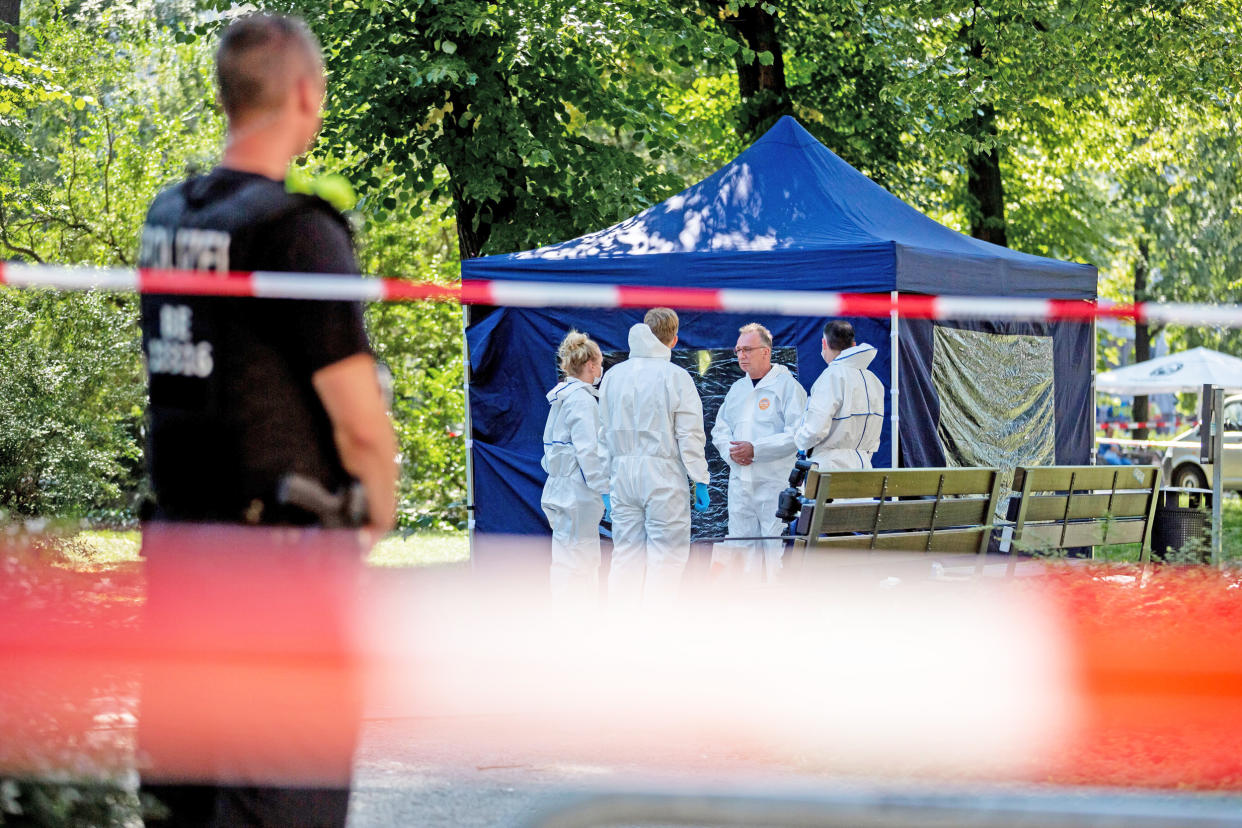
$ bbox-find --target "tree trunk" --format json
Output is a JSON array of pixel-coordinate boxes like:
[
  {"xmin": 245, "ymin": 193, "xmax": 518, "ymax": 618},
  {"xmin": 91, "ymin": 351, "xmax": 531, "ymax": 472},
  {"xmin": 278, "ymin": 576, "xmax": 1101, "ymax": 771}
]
[
  {"xmin": 713, "ymin": 1, "xmax": 792, "ymax": 140},
  {"xmin": 966, "ymin": 103, "xmax": 1008, "ymax": 247},
  {"xmin": 0, "ymin": 0, "xmax": 17, "ymax": 53},
  {"xmin": 444, "ymin": 67, "xmax": 517, "ymax": 260},
  {"xmin": 452, "ymin": 193, "xmax": 486, "ymax": 261},
  {"xmin": 964, "ymin": 17, "xmax": 1007, "ymax": 248},
  {"xmin": 1132, "ymin": 239, "xmax": 1152, "ymax": 442}
]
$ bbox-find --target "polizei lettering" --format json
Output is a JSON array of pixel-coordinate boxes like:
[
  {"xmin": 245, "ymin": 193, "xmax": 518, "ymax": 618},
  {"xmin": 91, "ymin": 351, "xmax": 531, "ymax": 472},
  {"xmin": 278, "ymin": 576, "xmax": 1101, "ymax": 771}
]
[{"xmin": 139, "ymin": 225, "xmax": 230, "ymax": 273}]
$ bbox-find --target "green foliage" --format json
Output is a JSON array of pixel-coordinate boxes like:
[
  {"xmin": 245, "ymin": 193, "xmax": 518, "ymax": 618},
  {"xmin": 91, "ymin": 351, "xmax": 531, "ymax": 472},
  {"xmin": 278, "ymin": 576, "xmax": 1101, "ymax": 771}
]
[
  {"xmin": 356, "ymin": 202, "xmax": 467, "ymax": 530},
  {"xmin": 271, "ymin": 0, "xmax": 723, "ymax": 257},
  {"xmin": 0, "ymin": 45, "xmax": 89, "ymax": 145},
  {"xmin": 0, "ymin": 291, "xmax": 143, "ymax": 518},
  {"xmin": 870, "ymin": 1, "xmax": 1242, "ymax": 250},
  {"xmin": 0, "ymin": 779, "xmax": 141, "ymax": 827},
  {"xmin": 0, "ymin": 0, "xmax": 221, "ymax": 521},
  {"xmin": 763, "ymin": 1, "xmax": 907, "ymax": 182},
  {"xmin": 0, "ymin": 0, "xmax": 222, "ymax": 266},
  {"xmin": 1125, "ymin": 114, "xmax": 1242, "ymax": 355}
]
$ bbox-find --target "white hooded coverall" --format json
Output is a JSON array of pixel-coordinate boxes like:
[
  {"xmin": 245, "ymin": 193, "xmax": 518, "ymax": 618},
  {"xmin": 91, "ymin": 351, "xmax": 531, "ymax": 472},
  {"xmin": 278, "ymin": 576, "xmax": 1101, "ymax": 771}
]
[
  {"xmin": 600, "ymin": 323, "xmax": 709, "ymax": 602},
  {"xmin": 794, "ymin": 343, "xmax": 885, "ymax": 469},
  {"xmin": 711, "ymin": 363, "xmax": 807, "ymax": 583},
  {"xmin": 541, "ymin": 377, "xmax": 609, "ymax": 599}
]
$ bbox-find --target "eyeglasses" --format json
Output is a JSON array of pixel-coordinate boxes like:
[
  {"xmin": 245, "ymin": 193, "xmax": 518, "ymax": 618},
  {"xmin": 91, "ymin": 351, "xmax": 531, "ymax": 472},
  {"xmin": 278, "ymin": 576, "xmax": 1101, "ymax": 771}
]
[{"xmin": 733, "ymin": 345, "xmax": 770, "ymax": 355}]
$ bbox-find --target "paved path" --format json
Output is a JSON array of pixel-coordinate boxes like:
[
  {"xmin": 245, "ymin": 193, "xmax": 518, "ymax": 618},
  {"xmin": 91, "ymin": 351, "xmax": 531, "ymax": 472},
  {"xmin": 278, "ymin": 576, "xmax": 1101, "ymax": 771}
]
[{"xmin": 345, "ymin": 715, "xmax": 818, "ymax": 827}]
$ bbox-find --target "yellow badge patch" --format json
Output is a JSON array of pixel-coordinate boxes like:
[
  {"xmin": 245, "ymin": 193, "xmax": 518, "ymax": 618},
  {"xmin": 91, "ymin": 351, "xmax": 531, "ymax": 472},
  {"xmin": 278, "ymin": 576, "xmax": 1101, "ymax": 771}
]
[{"xmin": 758, "ymin": 397, "xmax": 771, "ymax": 411}]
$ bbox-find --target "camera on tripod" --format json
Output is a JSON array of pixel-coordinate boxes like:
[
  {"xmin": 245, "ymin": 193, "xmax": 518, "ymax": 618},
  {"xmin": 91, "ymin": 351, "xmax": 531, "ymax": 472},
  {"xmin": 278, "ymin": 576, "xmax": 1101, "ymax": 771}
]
[{"xmin": 775, "ymin": 453, "xmax": 816, "ymax": 527}]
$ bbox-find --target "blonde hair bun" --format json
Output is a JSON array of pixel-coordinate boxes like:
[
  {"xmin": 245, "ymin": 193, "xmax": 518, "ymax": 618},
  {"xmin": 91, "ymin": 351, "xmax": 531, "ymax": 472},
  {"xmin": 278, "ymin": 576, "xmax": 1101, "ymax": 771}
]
[{"xmin": 557, "ymin": 330, "xmax": 601, "ymax": 377}]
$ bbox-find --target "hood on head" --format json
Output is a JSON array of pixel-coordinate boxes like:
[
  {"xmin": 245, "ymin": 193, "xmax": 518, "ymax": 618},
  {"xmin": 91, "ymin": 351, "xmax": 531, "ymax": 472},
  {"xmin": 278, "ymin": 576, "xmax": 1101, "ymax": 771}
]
[
  {"xmin": 834, "ymin": 343, "xmax": 877, "ymax": 369},
  {"xmin": 628, "ymin": 323, "xmax": 671, "ymax": 360}
]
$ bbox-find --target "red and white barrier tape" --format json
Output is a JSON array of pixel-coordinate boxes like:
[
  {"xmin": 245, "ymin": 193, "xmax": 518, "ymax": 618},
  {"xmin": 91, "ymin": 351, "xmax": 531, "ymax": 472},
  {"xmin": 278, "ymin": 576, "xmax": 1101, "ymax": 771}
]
[
  {"xmin": 1098, "ymin": 418, "xmax": 1192, "ymax": 432},
  {"xmin": 1097, "ymin": 436, "xmax": 1196, "ymax": 449},
  {"xmin": 5, "ymin": 260, "xmax": 1242, "ymax": 325},
  {"xmin": 1095, "ymin": 435, "xmax": 1242, "ymax": 450}
]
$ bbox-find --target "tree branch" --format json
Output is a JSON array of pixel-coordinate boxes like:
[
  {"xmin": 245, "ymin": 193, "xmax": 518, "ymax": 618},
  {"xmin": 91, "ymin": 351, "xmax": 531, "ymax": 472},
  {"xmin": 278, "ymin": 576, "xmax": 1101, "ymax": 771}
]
[{"xmin": 0, "ymin": 202, "xmax": 45, "ymax": 263}]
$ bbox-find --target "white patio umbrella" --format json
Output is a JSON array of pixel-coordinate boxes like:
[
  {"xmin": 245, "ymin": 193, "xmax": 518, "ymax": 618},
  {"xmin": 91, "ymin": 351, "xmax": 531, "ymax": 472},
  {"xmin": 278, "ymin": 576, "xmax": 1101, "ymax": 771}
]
[{"xmin": 1096, "ymin": 346, "xmax": 1242, "ymax": 395}]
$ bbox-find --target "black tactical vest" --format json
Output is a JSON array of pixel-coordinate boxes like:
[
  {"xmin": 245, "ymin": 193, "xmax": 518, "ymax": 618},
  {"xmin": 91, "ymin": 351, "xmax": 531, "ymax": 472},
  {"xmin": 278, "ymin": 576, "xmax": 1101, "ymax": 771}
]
[{"xmin": 138, "ymin": 169, "xmax": 356, "ymax": 524}]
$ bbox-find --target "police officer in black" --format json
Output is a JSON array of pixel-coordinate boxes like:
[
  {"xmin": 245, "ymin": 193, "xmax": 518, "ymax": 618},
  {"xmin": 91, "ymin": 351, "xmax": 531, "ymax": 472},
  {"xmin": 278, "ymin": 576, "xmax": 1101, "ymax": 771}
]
[{"xmin": 136, "ymin": 14, "xmax": 397, "ymax": 827}]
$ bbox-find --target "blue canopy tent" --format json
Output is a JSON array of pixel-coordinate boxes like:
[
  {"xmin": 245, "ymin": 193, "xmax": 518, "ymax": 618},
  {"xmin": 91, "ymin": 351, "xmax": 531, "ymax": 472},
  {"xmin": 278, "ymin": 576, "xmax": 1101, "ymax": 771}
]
[{"xmin": 462, "ymin": 116, "xmax": 1097, "ymax": 546}]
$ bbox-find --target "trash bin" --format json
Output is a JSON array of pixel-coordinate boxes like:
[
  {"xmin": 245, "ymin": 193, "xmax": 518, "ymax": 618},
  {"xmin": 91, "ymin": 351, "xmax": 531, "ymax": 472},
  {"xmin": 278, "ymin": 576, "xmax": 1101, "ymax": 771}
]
[{"xmin": 1150, "ymin": 487, "xmax": 1211, "ymax": 562}]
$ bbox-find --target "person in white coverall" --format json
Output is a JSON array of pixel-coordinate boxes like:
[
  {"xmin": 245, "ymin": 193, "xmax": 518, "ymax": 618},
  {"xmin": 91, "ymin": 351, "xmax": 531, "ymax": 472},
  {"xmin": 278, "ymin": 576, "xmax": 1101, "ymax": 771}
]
[
  {"xmin": 541, "ymin": 331, "xmax": 609, "ymax": 601},
  {"xmin": 794, "ymin": 320, "xmax": 885, "ymax": 468},
  {"xmin": 711, "ymin": 323, "xmax": 807, "ymax": 584},
  {"xmin": 600, "ymin": 307, "xmax": 710, "ymax": 603}
]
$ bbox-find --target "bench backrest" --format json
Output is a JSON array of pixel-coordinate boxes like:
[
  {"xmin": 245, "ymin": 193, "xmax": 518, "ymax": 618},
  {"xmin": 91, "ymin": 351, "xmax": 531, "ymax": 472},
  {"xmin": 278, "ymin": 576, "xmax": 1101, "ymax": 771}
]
[
  {"xmin": 1007, "ymin": 465, "xmax": 1162, "ymax": 556},
  {"xmin": 793, "ymin": 466, "xmax": 1003, "ymax": 555}
]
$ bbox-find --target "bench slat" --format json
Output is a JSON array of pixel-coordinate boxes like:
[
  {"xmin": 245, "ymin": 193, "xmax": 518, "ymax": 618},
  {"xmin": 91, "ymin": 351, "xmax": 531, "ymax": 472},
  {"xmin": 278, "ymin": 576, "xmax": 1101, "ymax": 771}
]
[
  {"xmin": 815, "ymin": 467, "xmax": 999, "ymax": 499},
  {"xmin": 1013, "ymin": 491, "xmax": 1154, "ymax": 522},
  {"xmin": 1013, "ymin": 465, "xmax": 1160, "ymax": 492},
  {"xmin": 810, "ymin": 528, "xmax": 991, "ymax": 553},
  {"xmin": 1016, "ymin": 519, "xmax": 1148, "ymax": 549},
  {"xmin": 813, "ymin": 498, "xmax": 994, "ymax": 533}
]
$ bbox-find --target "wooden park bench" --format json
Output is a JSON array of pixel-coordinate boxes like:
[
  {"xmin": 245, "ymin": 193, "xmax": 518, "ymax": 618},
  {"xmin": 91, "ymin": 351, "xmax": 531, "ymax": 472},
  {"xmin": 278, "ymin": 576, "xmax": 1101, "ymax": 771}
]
[
  {"xmin": 785, "ymin": 463, "xmax": 1164, "ymax": 576},
  {"xmin": 788, "ymin": 467, "xmax": 1004, "ymax": 569},
  {"xmin": 1001, "ymin": 464, "xmax": 1163, "ymax": 567}
]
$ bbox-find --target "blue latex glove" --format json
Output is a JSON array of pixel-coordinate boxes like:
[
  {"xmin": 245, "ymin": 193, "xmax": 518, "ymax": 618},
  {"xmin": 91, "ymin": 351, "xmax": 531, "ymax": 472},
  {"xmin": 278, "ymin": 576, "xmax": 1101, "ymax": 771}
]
[
  {"xmin": 601, "ymin": 493, "xmax": 611, "ymax": 522},
  {"xmin": 694, "ymin": 482, "xmax": 710, "ymax": 513}
]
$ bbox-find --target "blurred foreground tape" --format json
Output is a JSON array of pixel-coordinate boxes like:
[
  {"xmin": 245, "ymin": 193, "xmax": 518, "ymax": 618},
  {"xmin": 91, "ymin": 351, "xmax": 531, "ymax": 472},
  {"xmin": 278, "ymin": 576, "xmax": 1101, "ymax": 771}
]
[
  {"xmin": 0, "ymin": 524, "xmax": 365, "ymax": 788},
  {"xmin": 1048, "ymin": 569, "xmax": 1242, "ymax": 787},
  {"xmin": 3, "ymin": 530, "xmax": 1242, "ymax": 788}
]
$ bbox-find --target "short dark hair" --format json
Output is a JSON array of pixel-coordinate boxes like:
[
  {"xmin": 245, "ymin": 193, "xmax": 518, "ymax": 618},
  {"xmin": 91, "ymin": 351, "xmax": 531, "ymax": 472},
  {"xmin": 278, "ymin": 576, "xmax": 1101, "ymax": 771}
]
[
  {"xmin": 823, "ymin": 320, "xmax": 855, "ymax": 351},
  {"xmin": 216, "ymin": 14, "xmax": 322, "ymax": 120}
]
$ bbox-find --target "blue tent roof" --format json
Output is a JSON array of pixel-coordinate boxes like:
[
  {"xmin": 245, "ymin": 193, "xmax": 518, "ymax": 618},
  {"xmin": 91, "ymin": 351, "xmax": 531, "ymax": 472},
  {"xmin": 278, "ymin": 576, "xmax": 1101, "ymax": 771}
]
[{"xmin": 462, "ymin": 116, "xmax": 1096, "ymax": 300}]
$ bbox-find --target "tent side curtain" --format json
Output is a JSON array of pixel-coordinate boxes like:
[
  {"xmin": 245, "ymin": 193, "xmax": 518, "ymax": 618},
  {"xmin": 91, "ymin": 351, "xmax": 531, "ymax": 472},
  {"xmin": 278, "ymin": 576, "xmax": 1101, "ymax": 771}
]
[{"xmin": 898, "ymin": 319, "xmax": 1093, "ymax": 469}]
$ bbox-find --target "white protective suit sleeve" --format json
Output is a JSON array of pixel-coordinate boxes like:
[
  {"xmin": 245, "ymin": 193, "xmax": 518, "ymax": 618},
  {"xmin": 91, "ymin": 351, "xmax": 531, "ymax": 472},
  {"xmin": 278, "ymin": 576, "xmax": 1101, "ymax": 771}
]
[
  {"xmin": 710, "ymin": 389, "xmax": 737, "ymax": 471},
  {"xmin": 794, "ymin": 371, "xmax": 843, "ymax": 452},
  {"xmin": 672, "ymin": 371, "xmax": 710, "ymax": 485},
  {"xmin": 565, "ymin": 391, "xmax": 609, "ymax": 494},
  {"xmin": 597, "ymin": 373, "xmax": 614, "ymax": 482},
  {"xmin": 751, "ymin": 378, "xmax": 806, "ymax": 463}
]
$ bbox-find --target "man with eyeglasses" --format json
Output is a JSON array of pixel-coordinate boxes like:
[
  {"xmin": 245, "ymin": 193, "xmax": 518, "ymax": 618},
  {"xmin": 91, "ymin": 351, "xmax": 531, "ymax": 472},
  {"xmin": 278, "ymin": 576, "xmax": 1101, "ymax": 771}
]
[{"xmin": 710, "ymin": 323, "xmax": 807, "ymax": 583}]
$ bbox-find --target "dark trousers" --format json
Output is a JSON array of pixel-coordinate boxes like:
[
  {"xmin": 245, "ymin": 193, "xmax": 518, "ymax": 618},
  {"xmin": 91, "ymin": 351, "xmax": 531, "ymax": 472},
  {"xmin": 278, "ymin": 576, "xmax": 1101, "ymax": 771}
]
[
  {"xmin": 137, "ymin": 523, "xmax": 364, "ymax": 828},
  {"xmin": 142, "ymin": 783, "xmax": 351, "ymax": 828}
]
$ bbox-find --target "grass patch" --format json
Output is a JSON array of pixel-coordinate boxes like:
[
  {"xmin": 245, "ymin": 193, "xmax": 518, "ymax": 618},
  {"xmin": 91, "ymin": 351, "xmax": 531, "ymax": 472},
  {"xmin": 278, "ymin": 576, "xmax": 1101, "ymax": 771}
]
[
  {"xmin": 367, "ymin": 531, "xmax": 468, "ymax": 567},
  {"xmin": 66, "ymin": 529, "xmax": 468, "ymax": 568},
  {"xmin": 70, "ymin": 530, "xmax": 142, "ymax": 569},
  {"xmin": 1222, "ymin": 496, "xmax": 1242, "ymax": 562},
  {"xmin": 1091, "ymin": 495, "xmax": 1242, "ymax": 564},
  {"xmin": 53, "ymin": 499, "xmax": 1242, "ymax": 569}
]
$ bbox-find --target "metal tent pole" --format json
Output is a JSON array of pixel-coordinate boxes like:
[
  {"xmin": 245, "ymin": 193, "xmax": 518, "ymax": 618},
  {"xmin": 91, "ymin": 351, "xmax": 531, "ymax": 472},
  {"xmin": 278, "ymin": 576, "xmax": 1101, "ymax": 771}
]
[
  {"xmin": 1212, "ymin": 386, "xmax": 1224, "ymax": 567},
  {"xmin": 461, "ymin": 306, "xmax": 476, "ymax": 565},
  {"xmin": 890, "ymin": 290, "xmax": 900, "ymax": 469},
  {"xmin": 1091, "ymin": 319, "xmax": 1098, "ymax": 464}
]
